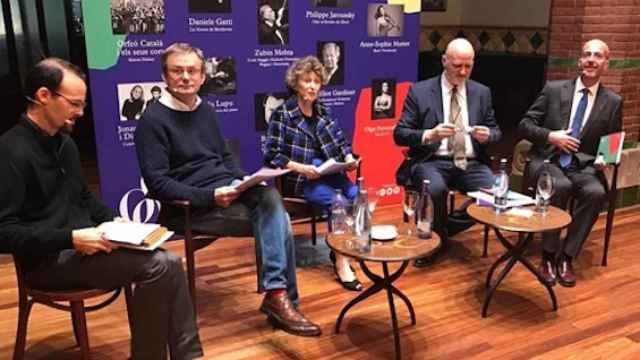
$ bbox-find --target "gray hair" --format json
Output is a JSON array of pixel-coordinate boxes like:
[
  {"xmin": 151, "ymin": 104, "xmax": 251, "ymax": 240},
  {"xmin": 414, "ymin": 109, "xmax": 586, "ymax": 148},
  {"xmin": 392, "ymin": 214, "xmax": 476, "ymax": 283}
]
[
  {"xmin": 285, "ymin": 56, "xmax": 327, "ymax": 89},
  {"xmin": 161, "ymin": 42, "xmax": 205, "ymax": 75}
]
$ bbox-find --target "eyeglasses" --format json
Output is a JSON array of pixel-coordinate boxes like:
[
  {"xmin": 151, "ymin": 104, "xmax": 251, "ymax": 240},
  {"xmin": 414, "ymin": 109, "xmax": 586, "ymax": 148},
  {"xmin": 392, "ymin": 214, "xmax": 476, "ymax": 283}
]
[
  {"xmin": 53, "ymin": 91, "xmax": 87, "ymax": 109},
  {"xmin": 167, "ymin": 67, "xmax": 202, "ymax": 77}
]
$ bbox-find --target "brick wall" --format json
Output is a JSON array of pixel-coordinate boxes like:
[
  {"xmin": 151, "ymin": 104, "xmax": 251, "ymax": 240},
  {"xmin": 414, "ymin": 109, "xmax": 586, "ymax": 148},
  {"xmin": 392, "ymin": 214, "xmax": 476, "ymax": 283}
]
[{"xmin": 547, "ymin": 0, "xmax": 640, "ymax": 141}]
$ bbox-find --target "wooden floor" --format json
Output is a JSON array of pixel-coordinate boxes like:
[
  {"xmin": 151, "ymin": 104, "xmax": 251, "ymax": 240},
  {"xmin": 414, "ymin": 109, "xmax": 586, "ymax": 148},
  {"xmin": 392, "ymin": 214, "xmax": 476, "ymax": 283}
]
[{"xmin": 2, "ymin": 203, "xmax": 640, "ymax": 359}]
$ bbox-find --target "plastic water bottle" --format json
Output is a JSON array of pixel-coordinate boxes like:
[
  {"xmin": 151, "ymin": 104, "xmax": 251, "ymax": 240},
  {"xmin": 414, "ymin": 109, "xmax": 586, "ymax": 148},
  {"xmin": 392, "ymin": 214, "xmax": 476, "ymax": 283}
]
[
  {"xmin": 493, "ymin": 158, "xmax": 509, "ymax": 212},
  {"xmin": 416, "ymin": 180, "xmax": 433, "ymax": 240},
  {"xmin": 353, "ymin": 188, "xmax": 371, "ymax": 252},
  {"xmin": 330, "ymin": 189, "xmax": 348, "ymax": 235}
]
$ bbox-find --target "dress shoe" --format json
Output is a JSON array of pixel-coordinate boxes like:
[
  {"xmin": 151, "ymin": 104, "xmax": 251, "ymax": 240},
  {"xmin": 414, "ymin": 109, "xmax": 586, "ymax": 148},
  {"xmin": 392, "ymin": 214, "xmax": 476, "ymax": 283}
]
[
  {"xmin": 329, "ymin": 251, "xmax": 363, "ymax": 291},
  {"xmin": 260, "ymin": 291, "xmax": 322, "ymax": 337},
  {"xmin": 538, "ymin": 258, "xmax": 556, "ymax": 286},
  {"xmin": 413, "ymin": 242, "xmax": 446, "ymax": 268},
  {"xmin": 556, "ymin": 257, "xmax": 576, "ymax": 287}
]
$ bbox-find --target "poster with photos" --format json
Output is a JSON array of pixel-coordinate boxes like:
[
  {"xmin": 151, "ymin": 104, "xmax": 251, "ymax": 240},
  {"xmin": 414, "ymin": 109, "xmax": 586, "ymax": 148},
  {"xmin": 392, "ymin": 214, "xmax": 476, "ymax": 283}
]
[{"xmin": 83, "ymin": 0, "xmax": 419, "ymax": 214}]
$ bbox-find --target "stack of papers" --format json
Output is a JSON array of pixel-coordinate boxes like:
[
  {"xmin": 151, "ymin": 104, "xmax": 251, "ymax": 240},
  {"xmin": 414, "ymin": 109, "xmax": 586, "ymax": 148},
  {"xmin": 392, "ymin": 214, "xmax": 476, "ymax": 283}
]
[
  {"xmin": 233, "ymin": 167, "xmax": 291, "ymax": 192},
  {"xmin": 467, "ymin": 190, "xmax": 535, "ymax": 208},
  {"xmin": 99, "ymin": 221, "xmax": 173, "ymax": 251}
]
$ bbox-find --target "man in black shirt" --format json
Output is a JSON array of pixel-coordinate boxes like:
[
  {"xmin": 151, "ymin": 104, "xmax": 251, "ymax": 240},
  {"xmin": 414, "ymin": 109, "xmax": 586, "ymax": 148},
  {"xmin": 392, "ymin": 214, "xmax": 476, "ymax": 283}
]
[{"xmin": 0, "ymin": 58, "xmax": 203, "ymax": 359}]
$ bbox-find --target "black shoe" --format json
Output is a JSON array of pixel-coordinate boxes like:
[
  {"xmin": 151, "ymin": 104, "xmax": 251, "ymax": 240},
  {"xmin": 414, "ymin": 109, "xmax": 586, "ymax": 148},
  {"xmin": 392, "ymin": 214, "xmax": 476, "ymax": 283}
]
[
  {"xmin": 329, "ymin": 251, "xmax": 363, "ymax": 291},
  {"xmin": 413, "ymin": 243, "xmax": 446, "ymax": 268}
]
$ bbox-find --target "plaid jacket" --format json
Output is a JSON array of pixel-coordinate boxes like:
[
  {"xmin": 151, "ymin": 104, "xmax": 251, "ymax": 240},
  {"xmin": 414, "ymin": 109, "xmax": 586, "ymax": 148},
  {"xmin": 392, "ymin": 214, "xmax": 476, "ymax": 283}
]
[{"xmin": 264, "ymin": 96, "xmax": 352, "ymax": 196}]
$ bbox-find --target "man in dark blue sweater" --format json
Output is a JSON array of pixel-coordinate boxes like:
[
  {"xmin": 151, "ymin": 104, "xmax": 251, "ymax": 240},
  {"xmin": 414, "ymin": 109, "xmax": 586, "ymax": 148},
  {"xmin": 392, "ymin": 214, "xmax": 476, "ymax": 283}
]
[
  {"xmin": 134, "ymin": 43, "xmax": 321, "ymax": 337},
  {"xmin": 0, "ymin": 58, "xmax": 203, "ymax": 359}
]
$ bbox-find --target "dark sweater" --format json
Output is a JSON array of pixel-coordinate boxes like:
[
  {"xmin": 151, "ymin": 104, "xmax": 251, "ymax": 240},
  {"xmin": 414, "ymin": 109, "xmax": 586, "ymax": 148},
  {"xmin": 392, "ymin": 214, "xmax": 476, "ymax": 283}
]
[
  {"xmin": 0, "ymin": 115, "xmax": 114, "ymax": 270},
  {"xmin": 135, "ymin": 101, "xmax": 245, "ymax": 208}
]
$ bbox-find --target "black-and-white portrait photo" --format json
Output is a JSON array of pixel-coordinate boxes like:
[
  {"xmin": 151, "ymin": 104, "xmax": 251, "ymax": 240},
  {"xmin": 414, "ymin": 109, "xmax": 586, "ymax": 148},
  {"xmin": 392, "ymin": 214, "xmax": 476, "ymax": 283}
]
[
  {"xmin": 257, "ymin": 0, "xmax": 289, "ymax": 45},
  {"xmin": 254, "ymin": 92, "xmax": 287, "ymax": 131},
  {"xmin": 311, "ymin": 0, "xmax": 352, "ymax": 7},
  {"xmin": 110, "ymin": 0, "xmax": 165, "ymax": 35},
  {"xmin": 422, "ymin": 0, "xmax": 447, "ymax": 12},
  {"xmin": 202, "ymin": 56, "xmax": 237, "ymax": 95},
  {"xmin": 367, "ymin": 4, "xmax": 403, "ymax": 37},
  {"xmin": 371, "ymin": 78, "xmax": 396, "ymax": 120},
  {"xmin": 117, "ymin": 82, "xmax": 165, "ymax": 121},
  {"xmin": 317, "ymin": 41, "xmax": 344, "ymax": 86},
  {"xmin": 188, "ymin": 0, "xmax": 232, "ymax": 13}
]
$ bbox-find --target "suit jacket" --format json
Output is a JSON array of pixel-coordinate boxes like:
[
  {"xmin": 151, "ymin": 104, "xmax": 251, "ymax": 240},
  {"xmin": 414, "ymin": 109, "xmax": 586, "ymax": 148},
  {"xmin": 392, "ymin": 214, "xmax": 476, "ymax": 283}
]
[
  {"xmin": 325, "ymin": 66, "xmax": 344, "ymax": 86},
  {"xmin": 258, "ymin": 22, "xmax": 287, "ymax": 45},
  {"xmin": 264, "ymin": 96, "xmax": 352, "ymax": 196},
  {"xmin": 518, "ymin": 78, "xmax": 622, "ymax": 167},
  {"xmin": 393, "ymin": 75, "xmax": 502, "ymax": 185}
]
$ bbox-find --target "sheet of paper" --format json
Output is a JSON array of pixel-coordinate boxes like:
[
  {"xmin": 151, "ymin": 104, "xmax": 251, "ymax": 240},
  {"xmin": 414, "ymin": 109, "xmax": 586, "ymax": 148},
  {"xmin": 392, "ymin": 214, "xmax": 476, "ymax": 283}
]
[
  {"xmin": 233, "ymin": 167, "xmax": 291, "ymax": 192},
  {"xmin": 467, "ymin": 190, "xmax": 535, "ymax": 208},
  {"xmin": 314, "ymin": 158, "xmax": 356, "ymax": 176}
]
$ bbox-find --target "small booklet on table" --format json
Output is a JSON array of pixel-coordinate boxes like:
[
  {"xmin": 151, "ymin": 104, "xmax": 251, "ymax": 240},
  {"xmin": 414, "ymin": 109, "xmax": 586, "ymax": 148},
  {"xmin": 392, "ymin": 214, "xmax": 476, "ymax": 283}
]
[
  {"xmin": 99, "ymin": 221, "xmax": 173, "ymax": 251},
  {"xmin": 467, "ymin": 189, "xmax": 535, "ymax": 208}
]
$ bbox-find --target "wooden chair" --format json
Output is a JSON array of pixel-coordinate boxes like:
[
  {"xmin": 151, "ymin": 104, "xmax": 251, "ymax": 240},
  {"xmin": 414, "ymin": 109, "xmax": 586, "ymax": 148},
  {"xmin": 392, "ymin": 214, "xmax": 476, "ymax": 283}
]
[
  {"xmin": 520, "ymin": 154, "xmax": 620, "ymax": 266},
  {"xmin": 12, "ymin": 255, "xmax": 133, "ymax": 360},
  {"xmin": 153, "ymin": 198, "xmax": 220, "ymax": 313}
]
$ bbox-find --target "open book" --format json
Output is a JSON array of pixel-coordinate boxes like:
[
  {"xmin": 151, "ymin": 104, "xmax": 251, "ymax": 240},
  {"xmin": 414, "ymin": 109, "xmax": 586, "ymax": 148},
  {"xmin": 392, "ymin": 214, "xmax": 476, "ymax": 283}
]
[
  {"xmin": 597, "ymin": 131, "xmax": 625, "ymax": 164},
  {"xmin": 99, "ymin": 221, "xmax": 173, "ymax": 251},
  {"xmin": 314, "ymin": 158, "xmax": 357, "ymax": 176},
  {"xmin": 233, "ymin": 167, "xmax": 291, "ymax": 192}
]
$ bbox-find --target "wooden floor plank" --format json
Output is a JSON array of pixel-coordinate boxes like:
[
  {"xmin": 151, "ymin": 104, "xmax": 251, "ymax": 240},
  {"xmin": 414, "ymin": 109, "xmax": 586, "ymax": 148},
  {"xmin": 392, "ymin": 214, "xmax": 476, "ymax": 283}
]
[{"xmin": 1, "ymin": 204, "xmax": 639, "ymax": 359}]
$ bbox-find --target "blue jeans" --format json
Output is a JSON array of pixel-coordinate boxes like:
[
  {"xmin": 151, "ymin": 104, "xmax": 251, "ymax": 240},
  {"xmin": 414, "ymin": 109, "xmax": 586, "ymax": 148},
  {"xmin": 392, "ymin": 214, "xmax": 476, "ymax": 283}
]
[
  {"xmin": 172, "ymin": 186, "xmax": 299, "ymax": 305},
  {"xmin": 303, "ymin": 159, "xmax": 358, "ymax": 210}
]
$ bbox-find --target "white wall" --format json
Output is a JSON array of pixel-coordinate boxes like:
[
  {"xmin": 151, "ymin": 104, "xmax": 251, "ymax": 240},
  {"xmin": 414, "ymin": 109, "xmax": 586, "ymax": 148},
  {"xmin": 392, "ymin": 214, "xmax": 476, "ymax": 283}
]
[{"xmin": 421, "ymin": 0, "xmax": 551, "ymax": 27}]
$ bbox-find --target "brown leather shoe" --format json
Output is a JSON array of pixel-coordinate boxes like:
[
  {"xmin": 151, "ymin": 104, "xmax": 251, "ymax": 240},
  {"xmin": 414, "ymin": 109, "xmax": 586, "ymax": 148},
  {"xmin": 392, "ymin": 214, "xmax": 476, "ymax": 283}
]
[
  {"xmin": 538, "ymin": 258, "xmax": 556, "ymax": 286},
  {"xmin": 557, "ymin": 257, "xmax": 576, "ymax": 287},
  {"xmin": 260, "ymin": 292, "xmax": 322, "ymax": 337}
]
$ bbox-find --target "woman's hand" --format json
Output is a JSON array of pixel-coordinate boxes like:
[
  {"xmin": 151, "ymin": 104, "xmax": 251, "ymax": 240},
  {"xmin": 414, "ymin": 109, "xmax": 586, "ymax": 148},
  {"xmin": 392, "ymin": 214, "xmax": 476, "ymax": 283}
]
[
  {"xmin": 345, "ymin": 154, "xmax": 359, "ymax": 172},
  {"xmin": 287, "ymin": 161, "xmax": 321, "ymax": 179}
]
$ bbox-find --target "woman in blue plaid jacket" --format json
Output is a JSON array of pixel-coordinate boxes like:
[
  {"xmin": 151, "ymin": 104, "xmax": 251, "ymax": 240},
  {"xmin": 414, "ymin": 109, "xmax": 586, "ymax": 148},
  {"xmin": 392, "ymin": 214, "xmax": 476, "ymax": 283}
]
[{"xmin": 264, "ymin": 56, "xmax": 362, "ymax": 291}]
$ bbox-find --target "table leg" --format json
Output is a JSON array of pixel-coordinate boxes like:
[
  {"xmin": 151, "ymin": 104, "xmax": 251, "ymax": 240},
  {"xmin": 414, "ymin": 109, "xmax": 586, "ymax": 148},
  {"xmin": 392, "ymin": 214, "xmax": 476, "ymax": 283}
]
[
  {"xmin": 483, "ymin": 230, "xmax": 558, "ymax": 317},
  {"xmin": 383, "ymin": 262, "xmax": 401, "ymax": 360}
]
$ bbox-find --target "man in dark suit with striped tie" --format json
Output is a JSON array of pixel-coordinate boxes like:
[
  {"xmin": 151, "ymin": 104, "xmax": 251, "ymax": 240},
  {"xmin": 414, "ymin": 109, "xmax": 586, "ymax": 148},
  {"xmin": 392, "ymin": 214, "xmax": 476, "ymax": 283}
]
[
  {"xmin": 519, "ymin": 39, "xmax": 622, "ymax": 287},
  {"xmin": 394, "ymin": 38, "xmax": 502, "ymax": 267}
]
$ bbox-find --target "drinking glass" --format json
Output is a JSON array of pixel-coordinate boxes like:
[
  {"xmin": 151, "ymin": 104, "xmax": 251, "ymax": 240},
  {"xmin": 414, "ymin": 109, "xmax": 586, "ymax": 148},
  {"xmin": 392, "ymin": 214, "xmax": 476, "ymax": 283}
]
[
  {"xmin": 403, "ymin": 190, "xmax": 418, "ymax": 235},
  {"xmin": 536, "ymin": 171, "xmax": 555, "ymax": 213}
]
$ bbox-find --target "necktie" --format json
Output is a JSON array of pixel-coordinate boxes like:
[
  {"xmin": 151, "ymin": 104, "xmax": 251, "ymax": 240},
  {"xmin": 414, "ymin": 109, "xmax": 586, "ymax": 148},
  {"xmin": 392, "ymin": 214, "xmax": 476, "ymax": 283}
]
[
  {"xmin": 559, "ymin": 88, "xmax": 589, "ymax": 168},
  {"xmin": 449, "ymin": 86, "xmax": 467, "ymax": 170}
]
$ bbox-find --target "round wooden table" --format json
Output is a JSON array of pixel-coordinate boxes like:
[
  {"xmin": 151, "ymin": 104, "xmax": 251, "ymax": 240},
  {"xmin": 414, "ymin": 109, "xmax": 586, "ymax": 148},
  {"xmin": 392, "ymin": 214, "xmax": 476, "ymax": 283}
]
[
  {"xmin": 467, "ymin": 204, "xmax": 572, "ymax": 317},
  {"xmin": 326, "ymin": 228, "xmax": 441, "ymax": 360}
]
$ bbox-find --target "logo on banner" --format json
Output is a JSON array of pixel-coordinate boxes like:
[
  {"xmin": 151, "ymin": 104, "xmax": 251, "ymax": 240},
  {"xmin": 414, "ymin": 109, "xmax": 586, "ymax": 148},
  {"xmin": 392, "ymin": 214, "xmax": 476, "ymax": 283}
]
[{"xmin": 118, "ymin": 178, "xmax": 160, "ymax": 223}]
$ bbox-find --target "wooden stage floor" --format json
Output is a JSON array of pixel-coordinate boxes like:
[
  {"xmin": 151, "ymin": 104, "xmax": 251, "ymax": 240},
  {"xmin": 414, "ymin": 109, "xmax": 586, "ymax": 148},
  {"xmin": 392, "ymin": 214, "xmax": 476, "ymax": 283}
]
[{"xmin": 1, "ymin": 204, "xmax": 640, "ymax": 359}]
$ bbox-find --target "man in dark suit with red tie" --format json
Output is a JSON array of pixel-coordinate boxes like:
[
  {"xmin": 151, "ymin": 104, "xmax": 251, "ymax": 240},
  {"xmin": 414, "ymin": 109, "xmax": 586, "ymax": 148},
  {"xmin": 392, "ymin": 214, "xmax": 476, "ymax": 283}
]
[
  {"xmin": 519, "ymin": 39, "xmax": 622, "ymax": 287},
  {"xmin": 394, "ymin": 38, "xmax": 502, "ymax": 267}
]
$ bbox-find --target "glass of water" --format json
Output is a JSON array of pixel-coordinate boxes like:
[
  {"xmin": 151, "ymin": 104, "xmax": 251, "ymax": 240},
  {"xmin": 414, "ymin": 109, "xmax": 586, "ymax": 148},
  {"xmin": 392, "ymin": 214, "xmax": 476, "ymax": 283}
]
[{"xmin": 536, "ymin": 171, "xmax": 555, "ymax": 213}]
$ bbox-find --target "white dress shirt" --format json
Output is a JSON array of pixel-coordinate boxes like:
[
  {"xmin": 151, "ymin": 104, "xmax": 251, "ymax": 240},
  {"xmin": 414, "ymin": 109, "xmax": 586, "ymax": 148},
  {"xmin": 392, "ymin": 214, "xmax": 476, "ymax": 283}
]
[
  {"xmin": 568, "ymin": 77, "xmax": 599, "ymax": 133},
  {"xmin": 432, "ymin": 76, "xmax": 475, "ymax": 158}
]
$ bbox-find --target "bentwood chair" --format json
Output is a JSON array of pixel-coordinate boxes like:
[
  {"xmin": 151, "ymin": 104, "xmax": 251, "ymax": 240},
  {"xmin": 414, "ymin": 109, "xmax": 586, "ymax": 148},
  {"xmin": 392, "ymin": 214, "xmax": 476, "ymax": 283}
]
[{"xmin": 12, "ymin": 255, "xmax": 133, "ymax": 360}]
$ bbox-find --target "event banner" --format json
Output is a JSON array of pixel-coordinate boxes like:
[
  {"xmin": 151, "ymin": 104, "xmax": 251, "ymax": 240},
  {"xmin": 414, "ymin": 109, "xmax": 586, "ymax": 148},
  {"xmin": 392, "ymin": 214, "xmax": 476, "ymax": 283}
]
[{"xmin": 82, "ymin": 0, "xmax": 419, "ymax": 221}]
